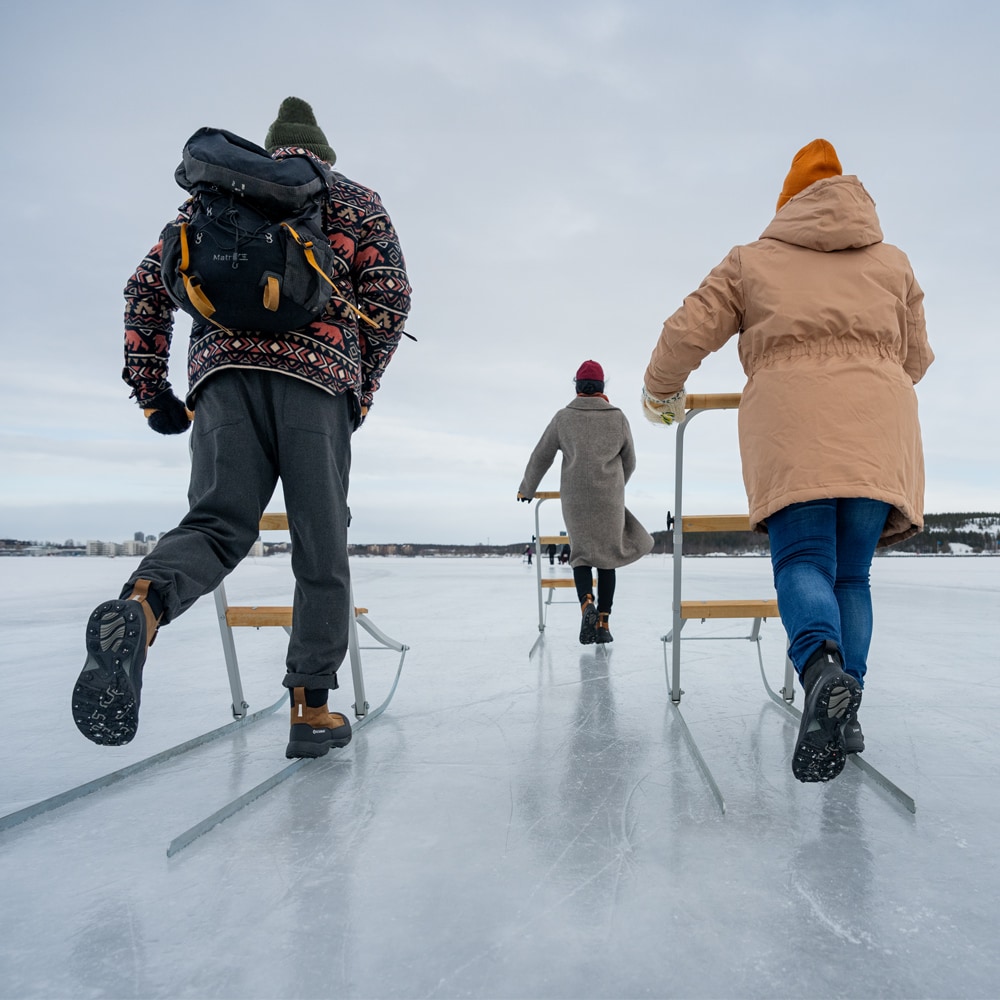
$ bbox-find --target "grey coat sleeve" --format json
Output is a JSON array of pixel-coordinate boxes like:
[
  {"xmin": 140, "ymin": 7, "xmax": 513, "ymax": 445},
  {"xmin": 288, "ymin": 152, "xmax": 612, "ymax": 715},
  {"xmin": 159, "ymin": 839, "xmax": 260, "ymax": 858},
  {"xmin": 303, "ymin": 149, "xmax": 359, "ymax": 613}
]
[
  {"xmin": 620, "ymin": 414, "xmax": 637, "ymax": 484},
  {"xmin": 518, "ymin": 416, "xmax": 561, "ymax": 497}
]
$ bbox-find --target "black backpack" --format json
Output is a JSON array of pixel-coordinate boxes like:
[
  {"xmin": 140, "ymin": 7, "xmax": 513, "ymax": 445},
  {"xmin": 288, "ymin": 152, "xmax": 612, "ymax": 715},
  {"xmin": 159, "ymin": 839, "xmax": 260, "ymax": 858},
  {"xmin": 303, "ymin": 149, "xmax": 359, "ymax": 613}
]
[{"xmin": 160, "ymin": 128, "xmax": 339, "ymax": 333}]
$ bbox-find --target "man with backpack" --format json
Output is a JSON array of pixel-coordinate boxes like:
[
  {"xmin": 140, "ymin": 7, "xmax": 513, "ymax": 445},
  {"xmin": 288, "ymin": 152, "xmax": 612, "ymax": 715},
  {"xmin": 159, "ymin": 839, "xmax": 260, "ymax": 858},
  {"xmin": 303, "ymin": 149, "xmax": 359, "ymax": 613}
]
[{"xmin": 71, "ymin": 96, "xmax": 411, "ymax": 759}]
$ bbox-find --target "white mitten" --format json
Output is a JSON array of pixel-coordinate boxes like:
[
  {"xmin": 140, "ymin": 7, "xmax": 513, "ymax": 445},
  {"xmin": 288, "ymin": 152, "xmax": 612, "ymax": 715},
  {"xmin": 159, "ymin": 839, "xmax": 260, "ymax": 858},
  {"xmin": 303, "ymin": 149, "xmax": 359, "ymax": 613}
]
[{"xmin": 641, "ymin": 385, "xmax": 686, "ymax": 425}]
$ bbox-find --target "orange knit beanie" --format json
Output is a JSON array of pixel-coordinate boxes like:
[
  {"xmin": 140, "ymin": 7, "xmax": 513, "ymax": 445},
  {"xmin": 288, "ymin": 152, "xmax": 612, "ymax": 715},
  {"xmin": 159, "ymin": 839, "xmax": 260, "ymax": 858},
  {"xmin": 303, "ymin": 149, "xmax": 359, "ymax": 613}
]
[{"xmin": 776, "ymin": 138, "xmax": 842, "ymax": 210}]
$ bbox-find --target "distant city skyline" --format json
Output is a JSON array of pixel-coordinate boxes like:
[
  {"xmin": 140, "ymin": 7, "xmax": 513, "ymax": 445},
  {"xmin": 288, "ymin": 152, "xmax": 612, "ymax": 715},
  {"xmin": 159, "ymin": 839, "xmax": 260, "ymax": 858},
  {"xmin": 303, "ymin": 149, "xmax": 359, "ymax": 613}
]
[{"xmin": 4, "ymin": 510, "xmax": 998, "ymax": 553}]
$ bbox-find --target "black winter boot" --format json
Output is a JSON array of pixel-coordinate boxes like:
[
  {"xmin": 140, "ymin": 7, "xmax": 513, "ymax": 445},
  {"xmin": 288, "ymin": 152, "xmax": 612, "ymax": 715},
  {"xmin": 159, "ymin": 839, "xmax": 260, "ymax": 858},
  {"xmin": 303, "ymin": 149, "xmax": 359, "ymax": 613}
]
[
  {"xmin": 595, "ymin": 612, "xmax": 613, "ymax": 643},
  {"xmin": 72, "ymin": 580, "xmax": 161, "ymax": 746},
  {"xmin": 792, "ymin": 640, "xmax": 861, "ymax": 783},
  {"xmin": 579, "ymin": 595, "xmax": 599, "ymax": 645}
]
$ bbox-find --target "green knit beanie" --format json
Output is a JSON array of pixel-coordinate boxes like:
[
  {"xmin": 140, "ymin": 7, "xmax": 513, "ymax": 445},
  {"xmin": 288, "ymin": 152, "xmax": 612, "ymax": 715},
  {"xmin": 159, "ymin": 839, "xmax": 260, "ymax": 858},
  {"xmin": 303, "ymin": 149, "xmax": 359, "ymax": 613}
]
[{"xmin": 264, "ymin": 96, "xmax": 336, "ymax": 164}]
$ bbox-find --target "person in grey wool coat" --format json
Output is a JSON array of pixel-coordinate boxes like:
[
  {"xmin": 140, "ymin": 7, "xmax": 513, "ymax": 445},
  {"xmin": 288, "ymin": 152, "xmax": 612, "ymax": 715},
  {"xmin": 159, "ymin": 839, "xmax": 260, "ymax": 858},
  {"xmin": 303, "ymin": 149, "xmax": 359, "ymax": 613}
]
[{"xmin": 517, "ymin": 361, "xmax": 654, "ymax": 644}]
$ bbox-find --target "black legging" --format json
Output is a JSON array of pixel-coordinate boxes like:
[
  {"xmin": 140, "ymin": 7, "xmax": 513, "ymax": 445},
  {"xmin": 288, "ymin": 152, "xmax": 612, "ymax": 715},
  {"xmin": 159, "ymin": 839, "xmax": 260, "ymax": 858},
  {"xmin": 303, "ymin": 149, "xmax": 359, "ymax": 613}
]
[{"xmin": 573, "ymin": 566, "xmax": 616, "ymax": 614}]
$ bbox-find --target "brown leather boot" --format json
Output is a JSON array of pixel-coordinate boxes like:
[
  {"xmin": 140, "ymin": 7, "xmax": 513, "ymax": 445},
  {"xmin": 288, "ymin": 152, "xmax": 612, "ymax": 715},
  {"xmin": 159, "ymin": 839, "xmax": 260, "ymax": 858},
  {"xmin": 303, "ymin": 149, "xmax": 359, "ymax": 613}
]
[
  {"xmin": 286, "ymin": 687, "xmax": 353, "ymax": 758},
  {"xmin": 595, "ymin": 612, "xmax": 614, "ymax": 643},
  {"xmin": 72, "ymin": 579, "xmax": 162, "ymax": 746},
  {"xmin": 126, "ymin": 579, "xmax": 161, "ymax": 648},
  {"xmin": 579, "ymin": 594, "xmax": 599, "ymax": 645}
]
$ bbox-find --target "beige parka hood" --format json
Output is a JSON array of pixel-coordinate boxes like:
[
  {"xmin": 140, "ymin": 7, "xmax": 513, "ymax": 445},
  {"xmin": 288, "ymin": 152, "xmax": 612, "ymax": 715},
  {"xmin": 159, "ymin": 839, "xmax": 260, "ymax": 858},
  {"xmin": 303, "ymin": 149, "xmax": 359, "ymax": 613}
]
[{"xmin": 763, "ymin": 174, "xmax": 883, "ymax": 251}]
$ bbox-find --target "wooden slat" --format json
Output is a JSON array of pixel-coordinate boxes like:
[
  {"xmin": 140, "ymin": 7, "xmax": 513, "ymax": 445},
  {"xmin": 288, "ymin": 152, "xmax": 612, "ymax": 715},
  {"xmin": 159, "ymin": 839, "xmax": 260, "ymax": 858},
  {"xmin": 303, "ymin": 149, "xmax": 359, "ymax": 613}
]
[
  {"xmin": 685, "ymin": 393, "xmax": 742, "ymax": 411},
  {"xmin": 540, "ymin": 578, "xmax": 579, "ymax": 588},
  {"xmin": 258, "ymin": 513, "xmax": 289, "ymax": 531},
  {"xmin": 538, "ymin": 535, "xmax": 570, "ymax": 545},
  {"xmin": 226, "ymin": 606, "xmax": 293, "ymax": 628},
  {"xmin": 680, "ymin": 599, "xmax": 779, "ymax": 620},
  {"xmin": 226, "ymin": 606, "xmax": 368, "ymax": 627},
  {"xmin": 681, "ymin": 514, "xmax": 752, "ymax": 533},
  {"xmin": 532, "ymin": 491, "xmax": 560, "ymax": 499}
]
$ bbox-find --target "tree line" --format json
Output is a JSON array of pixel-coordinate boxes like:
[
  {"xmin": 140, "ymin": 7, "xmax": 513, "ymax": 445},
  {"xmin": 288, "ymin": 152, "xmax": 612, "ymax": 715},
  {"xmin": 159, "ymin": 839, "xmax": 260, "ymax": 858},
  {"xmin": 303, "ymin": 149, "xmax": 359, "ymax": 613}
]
[
  {"xmin": 650, "ymin": 512, "xmax": 1000, "ymax": 556},
  {"xmin": 5, "ymin": 513, "xmax": 997, "ymax": 559}
]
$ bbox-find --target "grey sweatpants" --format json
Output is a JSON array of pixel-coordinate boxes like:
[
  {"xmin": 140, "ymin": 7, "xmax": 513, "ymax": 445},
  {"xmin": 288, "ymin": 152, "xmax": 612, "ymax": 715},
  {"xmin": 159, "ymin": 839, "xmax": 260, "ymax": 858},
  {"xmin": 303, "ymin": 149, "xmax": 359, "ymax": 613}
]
[{"xmin": 124, "ymin": 369, "xmax": 354, "ymax": 690}]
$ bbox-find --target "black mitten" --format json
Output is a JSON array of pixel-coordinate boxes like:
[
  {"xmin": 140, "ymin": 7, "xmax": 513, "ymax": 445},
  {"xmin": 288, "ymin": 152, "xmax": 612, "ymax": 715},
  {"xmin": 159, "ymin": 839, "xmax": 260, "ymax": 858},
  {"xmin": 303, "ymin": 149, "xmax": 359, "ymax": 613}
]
[{"xmin": 144, "ymin": 389, "xmax": 192, "ymax": 435}]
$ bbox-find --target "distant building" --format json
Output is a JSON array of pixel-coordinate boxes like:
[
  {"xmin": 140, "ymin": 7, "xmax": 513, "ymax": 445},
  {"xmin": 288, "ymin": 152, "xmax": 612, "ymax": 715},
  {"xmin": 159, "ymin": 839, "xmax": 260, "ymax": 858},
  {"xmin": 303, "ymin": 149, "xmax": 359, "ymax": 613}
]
[{"xmin": 86, "ymin": 540, "xmax": 122, "ymax": 557}]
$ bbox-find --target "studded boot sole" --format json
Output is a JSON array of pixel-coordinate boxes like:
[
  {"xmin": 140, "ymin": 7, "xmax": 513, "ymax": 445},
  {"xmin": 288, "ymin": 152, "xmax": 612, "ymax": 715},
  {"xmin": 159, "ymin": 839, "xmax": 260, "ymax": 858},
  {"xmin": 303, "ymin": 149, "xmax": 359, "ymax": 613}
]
[
  {"xmin": 72, "ymin": 599, "xmax": 150, "ymax": 746},
  {"xmin": 792, "ymin": 643, "xmax": 862, "ymax": 783}
]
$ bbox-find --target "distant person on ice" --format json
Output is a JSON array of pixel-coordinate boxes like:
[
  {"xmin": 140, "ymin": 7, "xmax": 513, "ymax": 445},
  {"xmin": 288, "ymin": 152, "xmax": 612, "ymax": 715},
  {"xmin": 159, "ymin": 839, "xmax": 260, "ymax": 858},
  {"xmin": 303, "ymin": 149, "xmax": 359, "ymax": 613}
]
[
  {"xmin": 71, "ymin": 97, "xmax": 411, "ymax": 758},
  {"xmin": 641, "ymin": 139, "xmax": 933, "ymax": 782},
  {"xmin": 518, "ymin": 361, "xmax": 654, "ymax": 644}
]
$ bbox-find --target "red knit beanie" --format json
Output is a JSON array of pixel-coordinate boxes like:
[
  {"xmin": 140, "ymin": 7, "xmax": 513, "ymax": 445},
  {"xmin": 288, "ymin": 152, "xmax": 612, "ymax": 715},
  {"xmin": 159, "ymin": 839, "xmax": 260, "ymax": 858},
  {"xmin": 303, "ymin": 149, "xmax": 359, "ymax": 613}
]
[{"xmin": 575, "ymin": 360, "xmax": 604, "ymax": 382}]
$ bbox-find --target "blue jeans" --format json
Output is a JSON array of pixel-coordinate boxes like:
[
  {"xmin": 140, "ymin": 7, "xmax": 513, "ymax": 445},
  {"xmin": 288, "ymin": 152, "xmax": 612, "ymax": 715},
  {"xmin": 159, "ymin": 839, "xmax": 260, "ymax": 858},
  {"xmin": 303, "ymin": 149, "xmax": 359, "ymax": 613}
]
[{"xmin": 766, "ymin": 498, "xmax": 890, "ymax": 688}]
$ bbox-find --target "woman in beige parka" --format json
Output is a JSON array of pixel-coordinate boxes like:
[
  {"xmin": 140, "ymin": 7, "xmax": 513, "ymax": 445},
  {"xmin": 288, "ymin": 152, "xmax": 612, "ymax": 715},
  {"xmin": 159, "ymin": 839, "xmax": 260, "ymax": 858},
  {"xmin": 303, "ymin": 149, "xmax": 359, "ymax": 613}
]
[{"xmin": 641, "ymin": 139, "xmax": 933, "ymax": 784}]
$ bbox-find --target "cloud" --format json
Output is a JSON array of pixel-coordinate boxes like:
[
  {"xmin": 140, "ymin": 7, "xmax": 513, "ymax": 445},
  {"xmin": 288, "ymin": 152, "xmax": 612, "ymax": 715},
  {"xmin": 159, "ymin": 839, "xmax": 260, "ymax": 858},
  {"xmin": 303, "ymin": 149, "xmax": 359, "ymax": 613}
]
[{"xmin": 1, "ymin": 0, "xmax": 997, "ymax": 546}]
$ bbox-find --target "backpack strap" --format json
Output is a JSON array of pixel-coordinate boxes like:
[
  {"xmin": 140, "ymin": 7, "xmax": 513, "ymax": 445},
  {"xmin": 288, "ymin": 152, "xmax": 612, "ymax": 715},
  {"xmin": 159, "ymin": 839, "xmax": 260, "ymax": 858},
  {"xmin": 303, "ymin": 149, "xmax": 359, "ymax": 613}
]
[
  {"xmin": 263, "ymin": 275, "xmax": 280, "ymax": 312},
  {"xmin": 178, "ymin": 223, "xmax": 235, "ymax": 335},
  {"xmin": 281, "ymin": 222, "xmax": 380, "ymax": 330}
]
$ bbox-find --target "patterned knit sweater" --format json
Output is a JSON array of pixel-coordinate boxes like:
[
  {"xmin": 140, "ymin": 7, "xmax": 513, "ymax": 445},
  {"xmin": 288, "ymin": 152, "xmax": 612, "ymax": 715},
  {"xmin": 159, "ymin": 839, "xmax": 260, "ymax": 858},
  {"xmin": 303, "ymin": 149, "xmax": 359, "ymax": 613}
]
[{"xmin": 123, "ymin": 147, "xmax": 411, "ymax": 412}]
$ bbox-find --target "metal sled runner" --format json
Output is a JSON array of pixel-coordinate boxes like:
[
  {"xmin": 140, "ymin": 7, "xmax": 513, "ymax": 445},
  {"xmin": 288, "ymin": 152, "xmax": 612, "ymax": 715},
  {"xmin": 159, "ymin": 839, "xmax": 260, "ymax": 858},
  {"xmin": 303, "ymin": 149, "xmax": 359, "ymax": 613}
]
[
  {"xmin": 527, "ymin": 492, "xmax": 598, "ymax": 658},
  {"xmin": 662, "ymin": 393, "xmax": 915, "ymax": 814},
  {"xmin": 168, "ymin": 512, "xmax": 410, "ymax": 854},
  {"xmin": 212, "ymin": 513, "xmax": 408, "ymax": 725},
  {"xmin": 663, "ymin": 394, "xmax": 793, "ymax": 706},
  {"xmin": 0, "ymin": 512, "xmax": 409, "ymax": 848},
  {"xmin": 530, "ymin": 492, "xmax": 577, "ymax": 633}
]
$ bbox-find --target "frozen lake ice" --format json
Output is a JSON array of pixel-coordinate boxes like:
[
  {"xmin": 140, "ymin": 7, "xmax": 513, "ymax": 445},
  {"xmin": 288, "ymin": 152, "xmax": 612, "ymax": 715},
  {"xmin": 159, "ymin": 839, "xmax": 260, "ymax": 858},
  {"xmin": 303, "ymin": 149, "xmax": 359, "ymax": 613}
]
[{"xmin": 1, "ymin": 551, "xmax": 998, "ymax": 999}]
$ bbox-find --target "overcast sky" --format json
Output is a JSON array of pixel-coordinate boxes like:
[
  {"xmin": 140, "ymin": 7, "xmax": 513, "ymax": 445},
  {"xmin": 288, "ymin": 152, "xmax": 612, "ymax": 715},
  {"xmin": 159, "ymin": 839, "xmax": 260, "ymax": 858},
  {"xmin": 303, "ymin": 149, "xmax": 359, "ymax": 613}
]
[{"xmin": 1, "ymin": 0, "xmax": 996, "ymax": 546}]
